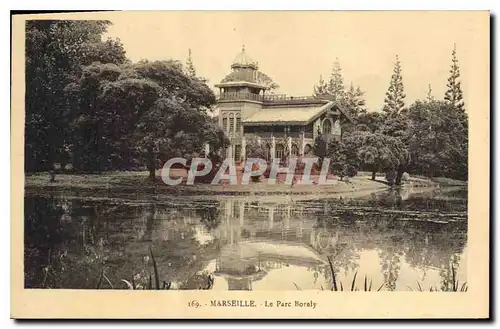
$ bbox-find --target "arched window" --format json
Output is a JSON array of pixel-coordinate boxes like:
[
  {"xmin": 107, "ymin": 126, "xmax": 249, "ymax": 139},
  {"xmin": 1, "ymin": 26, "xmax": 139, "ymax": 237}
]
[
  {"xmin": 235, "ymin": 115, "xmax": 241, "ymax": 133},
  {"xmin": 222, "ymin": 115, "xmax": 228, "ymax": 132},
  {"xmin": 291, "ymin": 144, "xmax": 299, "ymax": 156},
  {"xmin": 304, "ymin": 144, "xmax": 312, "ymax": 155},
  {"xmin": 322, "ymin": 119, "xmax": 332, "ymax": 135},
  {"xmin": 275, "ymin": 144, "xmax": 285, "ymax": 160},
  {"xmin": 229, "ymin": 113, "xmax": 235, "ymax": 133}
]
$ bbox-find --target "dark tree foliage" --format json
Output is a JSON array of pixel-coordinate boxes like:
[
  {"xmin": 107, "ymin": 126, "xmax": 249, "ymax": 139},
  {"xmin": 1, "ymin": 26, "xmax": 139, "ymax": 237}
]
[
  {"xmin": 25, "ymin": 20, "xmax": 127, "ymax": 172},
  {"xmin": 405, "ymin": 100, "xmax": 468, "ymax": 180},
  {"xmin": 67, "ymin": 60, "xmax": 226, "ymax": 176}
]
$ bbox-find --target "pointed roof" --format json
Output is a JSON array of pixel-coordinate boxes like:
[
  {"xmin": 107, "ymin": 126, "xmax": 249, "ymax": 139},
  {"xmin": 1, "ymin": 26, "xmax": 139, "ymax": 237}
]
[{"xmin": 231, "ymin": 45, "xmax": 257, "ymax": 69}]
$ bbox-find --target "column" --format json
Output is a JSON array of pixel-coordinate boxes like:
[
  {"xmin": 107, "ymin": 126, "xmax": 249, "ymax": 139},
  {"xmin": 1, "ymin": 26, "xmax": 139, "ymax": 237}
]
[
  {"xmin": 284, "ymin": 204, "xmax": 290, "ymax": 230},
  {"xmin": 271, "ymin": 136, "xmax": 276, "ymax": 159},
  {"xmin": 257, "ymin": 136, "xmax": 261, "ymax": 145},
  {"xmin": 241, "ymin": 137, "xmax": 246, "ymax": 161},
  {"xmin": 204, "ymin": 143, "xmax": 210, "ymax": 156},
  {"xmin": 287, "ymin": 136, "xmax": 292, "ymax": 157},
  {"xmin": 300, "ymin": 132, "xmax": 305, "ymax": 156},
  {"xmin": 239, "ymin": 201, "xmax": 245, "ymax": 226},
  {"xmin": 227, "ymin": 145, "xmax": 233, "ymax": 159},
  {"xmin": 268, "ymin": 206, "xmax": 274, "ymax": 229}
]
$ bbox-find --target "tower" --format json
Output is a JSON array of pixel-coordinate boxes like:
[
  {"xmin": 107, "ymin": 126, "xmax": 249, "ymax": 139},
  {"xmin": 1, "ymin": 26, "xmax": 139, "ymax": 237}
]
[{"xmin": 215, "ymin": 46, "xmax": 268, "ymax": 160}]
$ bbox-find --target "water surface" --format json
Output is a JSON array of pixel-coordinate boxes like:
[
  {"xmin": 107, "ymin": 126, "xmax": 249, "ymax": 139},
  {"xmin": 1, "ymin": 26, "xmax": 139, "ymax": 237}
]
[{"xmin": 24, "ymin": 186, "xmax": 467, "ymax": 291}]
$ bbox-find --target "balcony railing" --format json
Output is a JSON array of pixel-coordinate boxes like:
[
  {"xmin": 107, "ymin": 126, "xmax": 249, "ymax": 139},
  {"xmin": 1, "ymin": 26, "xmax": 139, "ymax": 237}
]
[
  {"xmin": 217, "ymin": 92, "xmax": 327, "ymax": 104},
  {"xmin": 244, "ymin": 131, "xmax": 316, "ymax": 140},
  {"xmin": 218, "ymin": 91, "xmax": 264, "ymax": 102}
]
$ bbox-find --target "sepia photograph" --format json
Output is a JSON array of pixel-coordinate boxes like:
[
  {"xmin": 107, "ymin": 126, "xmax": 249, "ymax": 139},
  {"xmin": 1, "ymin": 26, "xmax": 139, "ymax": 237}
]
[{"xmin": 11, "ymin": 10, "xmax": 490, "ymax": 319}]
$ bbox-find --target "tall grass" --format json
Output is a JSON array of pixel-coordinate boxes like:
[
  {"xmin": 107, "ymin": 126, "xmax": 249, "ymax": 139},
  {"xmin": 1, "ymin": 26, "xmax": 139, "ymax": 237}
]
[
  {"xmin": 409, "ymin": 265, "xmax": 468, "ymax": 292},
  {"xmin": 326, "ymin": 255, "xmax": 385, "ymax": 291},
  {"xmin": 97, "ymin": 247, "xmax": 214, "ymax": 290}
]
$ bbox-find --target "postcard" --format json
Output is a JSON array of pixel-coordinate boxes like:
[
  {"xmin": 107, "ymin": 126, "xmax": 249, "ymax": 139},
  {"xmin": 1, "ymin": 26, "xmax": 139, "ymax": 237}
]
[{"xmin": 11, "ymin": 10, "xmax": 490, "ymax": 319}]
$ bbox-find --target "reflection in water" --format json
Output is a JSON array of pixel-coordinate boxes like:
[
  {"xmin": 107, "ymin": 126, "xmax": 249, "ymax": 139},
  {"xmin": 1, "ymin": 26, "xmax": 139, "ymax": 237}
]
[{"xmin": 24, "ymin": 187, "xmax": 467, "ymax": 291}]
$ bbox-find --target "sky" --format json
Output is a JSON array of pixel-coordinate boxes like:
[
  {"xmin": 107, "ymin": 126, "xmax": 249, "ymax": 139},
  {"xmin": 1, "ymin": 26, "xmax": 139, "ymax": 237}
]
[{"xmin": 104, "ymin": 11, "xmax": 489, "ymax": 111}]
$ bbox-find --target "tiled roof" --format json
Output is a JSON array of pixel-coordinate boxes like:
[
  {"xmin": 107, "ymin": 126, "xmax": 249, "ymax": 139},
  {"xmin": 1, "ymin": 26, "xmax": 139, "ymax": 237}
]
[{"xmin": 243, "ymin": 102, "xmax": 332, "ymax": 125}]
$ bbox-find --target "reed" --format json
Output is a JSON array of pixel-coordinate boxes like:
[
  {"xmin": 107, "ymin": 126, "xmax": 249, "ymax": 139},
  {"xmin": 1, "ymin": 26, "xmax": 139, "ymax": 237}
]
[{"xmin": 327, "ymin": 255, "xmax": 385, "ymax": 291}]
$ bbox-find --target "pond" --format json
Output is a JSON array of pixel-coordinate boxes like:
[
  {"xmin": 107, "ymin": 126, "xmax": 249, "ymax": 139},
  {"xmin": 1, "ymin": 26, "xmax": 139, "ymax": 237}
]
[{"xmin": 24, "ymin": 186, "xmax": 467, "ymax": 291}]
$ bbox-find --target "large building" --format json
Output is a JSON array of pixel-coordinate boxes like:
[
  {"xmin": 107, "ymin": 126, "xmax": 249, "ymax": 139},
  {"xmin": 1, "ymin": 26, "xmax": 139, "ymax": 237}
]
[{"xmin": 215, "ymin": 46, "xmax": 351, "ymax": 161}]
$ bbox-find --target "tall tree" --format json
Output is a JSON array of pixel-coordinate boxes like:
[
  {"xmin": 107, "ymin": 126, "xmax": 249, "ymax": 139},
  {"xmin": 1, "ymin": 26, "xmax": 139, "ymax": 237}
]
[
  {"xmin": 343, "ymin": 83, "xmax": 367, "ymax": 118},
  {"xmin": 134, "ymin": 97, "xmax": 228, "ymax": 179},
  {"xmin": 356, "ymin": 112, "xmax": 384, "ymax": 133},
  {"xmin": 444, "ymin": 44, "xmax": 465, "ymax": 112},
  {"xmin": 185, "ymin": 48, "xmax": 197, "ymax": 78},
  {"xmin": 312, "ymin": 74, "xmax": 328, "ymax": 98},
  {"xmin": 383, "ymin": 55, "xmax": 406, "ymax": 117},
  {"xmin": 25, "ymin": 20, "xmax": 126, "ymax": 172},
  {"xmin": 426, "ymin": 84, "xmax": 435, "ymax": 103},
  {"xmin": 326, "ymin": 58, "xmax": 345, "ymax": 102},
  {"xmin": 67, "ymin": 62, "xmax": 161, "ymax": 172},
  {"xmin": 131, "ymin": 60, "xmax": 224, "ymax": 179},
  {"xmin": 406, "ymin": 100, "xmax": 468, "ymax": 180}
]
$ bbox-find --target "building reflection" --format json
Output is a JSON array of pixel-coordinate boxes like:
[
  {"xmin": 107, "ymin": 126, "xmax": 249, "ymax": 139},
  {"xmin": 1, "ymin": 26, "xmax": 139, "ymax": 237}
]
[
  {"xmin": 200, "ymin": 193, "xmax": 467, "ymax": 291},
  {"xmin": 24, "ymin": 187, "xmax": 468, "ymax": 291}
]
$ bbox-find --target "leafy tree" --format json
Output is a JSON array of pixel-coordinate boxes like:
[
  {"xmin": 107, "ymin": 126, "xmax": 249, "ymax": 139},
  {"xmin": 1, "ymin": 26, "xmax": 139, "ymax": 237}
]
[
  {"xmin": 444, "ymin": 44, "xmax": 465, "ymax": 112},
  {"xmin": 383, "ymin": 55, "xmax": 406, "ymax": 117},
  {"xmin": 405, "ymin": 100, "xmax": 468, "ymax": 180},
  {"xmin": 185, "ymin": 48, "xmax": 197, "ymax": 78},
  {"xmin": 326, "ymin": 138, "xmax": 358, "ymax": 181},
  {"xmin": 134, "ymin": 97, "xmax": 228, "ymax": 179},
  {"xmin": 25, "ymin": 20, "xmax": 126, "ymax": 172},
  {"xmin": 67, "ymin": 58, "xmax": 223, "ymax": 177},
  {"xmin": 380, "ymin": 114, "xmax": 409, "ymax": 139},
  {"xmin": 384, "ymin": 136, "xmax": 410, "ymax": 185},
  {"xmin": 133, "ymin": 60, "xmax": 216, "ymax": 111},
  {"xmin": 355, "ymin": 111, "xmax": 384, "ymax": 133},
  {"xmin": 354, "ymin": 131, "xmax": 393, "ymax": 181},
  {"xmin": 326, "ymin": 139, "xmax": 346, "ymax": 179},
  {"xmin": 67, "ymin": 62, "xmax": 161, "ymax": 172},
  {"xmin": 129, "ymin": 60, "xmax": 223, "ymax": 178}
]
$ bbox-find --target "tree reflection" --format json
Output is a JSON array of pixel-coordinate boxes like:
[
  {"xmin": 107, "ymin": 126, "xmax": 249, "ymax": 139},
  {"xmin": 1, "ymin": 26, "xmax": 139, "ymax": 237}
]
[{"xmin": 24, "ymin": 186, "xmax": 467, "ymax": 290}]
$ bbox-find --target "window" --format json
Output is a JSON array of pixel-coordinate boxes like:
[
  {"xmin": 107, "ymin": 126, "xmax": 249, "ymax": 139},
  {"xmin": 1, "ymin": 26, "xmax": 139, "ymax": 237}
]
[
  {"xmin": 234, "ymin": 145, "xmax": 241, "ymax": 161},
  {"xmin": 235, "ymin": 115, "xmax": 241, "ymax": 133},
  {"xmin": 222, "ymin": 116, "xmax": 228, "ymax": 132},
  {"xmin": 291, "ymin": 144, "xmax": 299, "ymax": 156},
  {"xmin": 229, "ymin": 113, "xmax": 235, "ymax": 133},
  {"xmin": 275, "ymin": 144, "xmax": 285, "ymax": 160},
  {"xmin": 322, "ymin": 119, "xmax": 332, "ymax": 135}
]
